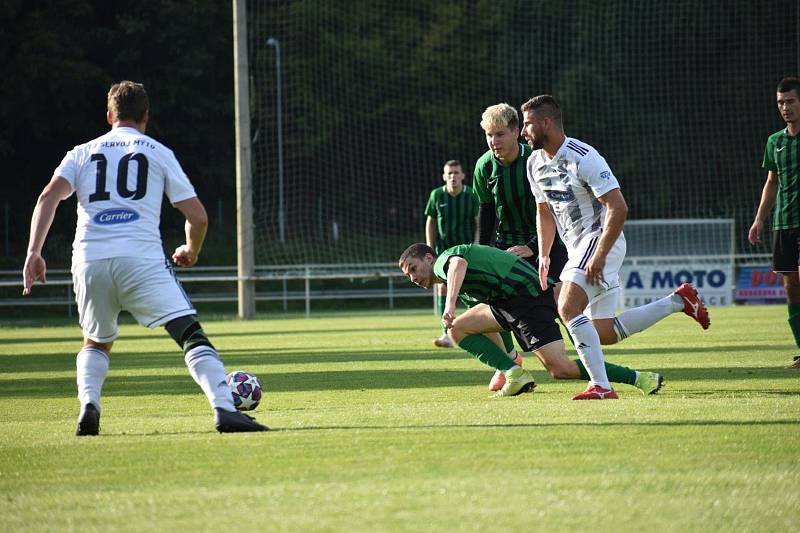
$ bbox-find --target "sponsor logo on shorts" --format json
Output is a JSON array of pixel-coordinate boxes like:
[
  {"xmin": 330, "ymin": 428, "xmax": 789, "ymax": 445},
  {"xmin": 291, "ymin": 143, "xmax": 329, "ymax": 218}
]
[{"xmin": 93, "ymin": 208, "xmax": 140, "ymax": 225}]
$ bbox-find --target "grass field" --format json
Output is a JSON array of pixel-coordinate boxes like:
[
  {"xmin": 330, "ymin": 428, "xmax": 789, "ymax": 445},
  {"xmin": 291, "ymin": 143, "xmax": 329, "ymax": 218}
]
[{"xmin": 1, "ymin": 305, "xmax": 799, "ymax": 531}]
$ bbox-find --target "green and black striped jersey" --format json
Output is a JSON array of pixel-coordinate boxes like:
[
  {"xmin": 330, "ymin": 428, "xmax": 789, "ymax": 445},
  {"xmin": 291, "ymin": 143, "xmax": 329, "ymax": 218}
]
[
  {"xmin": 424, "ymin": 185, "xmax": 478, "ymax": 252},
  {"xmin": 763, "ymin": 128, "xmax": 800, "ymax": 230},
  {"xmin": 433, "ymin": 243, "xmax": 547, "ymax": 303},
  {"xmin": 473, "ymin": 143, "xmax": 537, "ymax": 247}
]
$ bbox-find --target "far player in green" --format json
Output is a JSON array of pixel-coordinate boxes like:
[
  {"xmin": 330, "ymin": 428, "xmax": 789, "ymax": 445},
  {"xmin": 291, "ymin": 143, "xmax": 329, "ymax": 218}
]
[
  {"xmin": 424, "ymin": 160, "xmax": 479, "ymax": 348},
  {"xmin": 398, "ymin": 242, "xmax": 663, "ymax": 398},
  {"xmin": 749, "ymin": 76, "xmax": 800, "ymax": 369},
  {"xmin": 473, "ymin": 103, "xmax": 569, "ymax": 391}
]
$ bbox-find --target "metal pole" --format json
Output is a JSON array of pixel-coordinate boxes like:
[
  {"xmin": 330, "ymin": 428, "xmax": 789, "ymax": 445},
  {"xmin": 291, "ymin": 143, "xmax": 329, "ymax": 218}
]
[
  {"xmin": 233, "ymin": 0, "xmax": 256, "ymax": 319},
  {"xmin": 304, "ymin": 267, "xmax": 311, "ymax": 317},
  {"xmin": 267, "ymin": 37, "xmax": 285, "ymax": 243}
]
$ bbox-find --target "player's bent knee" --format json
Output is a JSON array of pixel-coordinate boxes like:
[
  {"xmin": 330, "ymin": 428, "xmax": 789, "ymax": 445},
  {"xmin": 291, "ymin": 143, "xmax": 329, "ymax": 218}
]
[
  {"xmin": 165, "ymin": 315, "xmax": 215, "ymax": 353},
  {"xmin": 448, "ymin": 326, "xmax": 465, "ymax": 344},
  {"xmin": 557, "ymin": 305, "xmax": 577, "ymax": 323},
  {"xmin": 596, "ymin": 329, "xmax": 618, "ymax": 345},
  {"xmin": 84, "ymin": 339, "xmax": 113, "ymax": 353}
]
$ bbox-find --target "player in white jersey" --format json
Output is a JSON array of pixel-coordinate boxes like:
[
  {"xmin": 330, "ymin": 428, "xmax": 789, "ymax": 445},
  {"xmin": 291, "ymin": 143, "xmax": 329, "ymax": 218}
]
[
  {"xmin": 520, "ymin": 94, "xmax": 710, "ymax": 400},
  {"xmin": 22, "ymin": 81, "xmax": 267, "ymax": 434}
]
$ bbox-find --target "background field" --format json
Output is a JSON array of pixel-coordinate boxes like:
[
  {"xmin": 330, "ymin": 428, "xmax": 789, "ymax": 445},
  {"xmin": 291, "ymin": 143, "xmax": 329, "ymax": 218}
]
[{"xmin": 1, "ymin": 305, "xmax": 799, "ymax": 532}]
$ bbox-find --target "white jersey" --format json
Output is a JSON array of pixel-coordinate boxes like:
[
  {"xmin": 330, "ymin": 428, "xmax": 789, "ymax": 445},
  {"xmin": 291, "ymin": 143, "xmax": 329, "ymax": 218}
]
[
  {"xmin": 526, "ymin": 137, "xmax": 623, "ymax": 250},
  {"xmin": 53, "ymin": 127, "xmax": 197, "ymax": 263}
]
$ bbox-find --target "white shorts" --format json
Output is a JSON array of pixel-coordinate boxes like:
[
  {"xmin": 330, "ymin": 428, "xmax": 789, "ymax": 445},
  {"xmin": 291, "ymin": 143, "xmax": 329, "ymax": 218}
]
[
  {"xmin": 72, "ymin": 256, "xmax": 196, "ymax": 343},
  {"xmin": 560, "ymin": 234, "xmax": 626, "ymax": 320}
]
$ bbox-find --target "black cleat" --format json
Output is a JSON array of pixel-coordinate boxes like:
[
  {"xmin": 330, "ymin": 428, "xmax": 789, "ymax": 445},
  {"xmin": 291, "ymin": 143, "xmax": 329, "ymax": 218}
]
[
  {"xmin": 214, "ymin": 408, "xmax": 270, "ymax": 433},
  {"xmin": 76, "ymin": 403, "xmax": 100, "ymax": 436}
]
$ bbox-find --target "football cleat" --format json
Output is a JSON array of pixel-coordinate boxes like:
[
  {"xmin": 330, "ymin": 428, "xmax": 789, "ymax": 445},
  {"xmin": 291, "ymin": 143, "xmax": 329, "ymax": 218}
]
[
  {"xmin": 76, "ymin": 403, "xmax": 100, "ymax": 437},
  {"xmin": 433, "ymin": 334, "xmax": 454, "ymax": 348},
  {"xmin": 488, "ymin": 354, "xmax": 524, "ymax": 391},
  {"xmin": 491, "ymin": 367, "xmax": 536, "ymax": 398},
  {"xmin": 634, "ymin": 371, "xmax": 664, "ymax": 395},
  {"xmin": 675, "ymin": 283, "xmax": 710, "ymax": 330},
  {"xmin": 214, "ymin": 408, "xmax": 269, "ymax": 433},
  {"xmin": 788, "ymin": 356, "xmax": 800, "ymax": 370},
  {"xmin": 572, "ymin": 384, "xmax": 619, "ymax": 400}
]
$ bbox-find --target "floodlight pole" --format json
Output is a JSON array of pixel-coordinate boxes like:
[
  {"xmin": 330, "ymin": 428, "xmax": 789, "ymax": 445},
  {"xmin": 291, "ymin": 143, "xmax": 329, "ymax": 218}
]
[
  {"xmin": 233, "ymin": 0, "xmax": 256, "ymax": 319},
  {"xmin": 267, "ymin": 37, "xmax": 285, "ymax": 243}
]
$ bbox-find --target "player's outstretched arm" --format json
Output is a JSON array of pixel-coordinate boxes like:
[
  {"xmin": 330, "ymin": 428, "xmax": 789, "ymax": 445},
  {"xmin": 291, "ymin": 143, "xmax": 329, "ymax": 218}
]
[
  {"xmin": 536, "ymin": 202, "xmax": 556, "ymax": 290},
  {"xmin": 442, "ymin": 256, "xmax": 467, "ymax": 329},
  {"xmin": 23, "ymin": 177, "xmax": 71, "ymax": 295},
  {"xmin": 173, "ymin": 197, "xmax": 208, "ymax": 268},
  {"xmin": 749, "ymin": 171, "xmax": 778, "ymax": 245}
]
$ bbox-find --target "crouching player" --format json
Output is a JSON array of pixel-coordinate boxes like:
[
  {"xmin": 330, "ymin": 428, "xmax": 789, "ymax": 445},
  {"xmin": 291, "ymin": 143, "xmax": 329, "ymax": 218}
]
[{"xmin": 399, "ymin": 243, "xmax": 663, "ymax": 398}]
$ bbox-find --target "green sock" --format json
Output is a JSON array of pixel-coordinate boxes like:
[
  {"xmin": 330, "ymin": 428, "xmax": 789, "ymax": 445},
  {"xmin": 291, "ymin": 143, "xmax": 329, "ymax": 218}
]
[
  {"xmin": 500, "ymin": 330, "xmax": 516, "ymax": 354},
  {"xmin": 788, "ymin": 304, "xmax": 800, "ymax": 349},
  {"xmin": 574, "ymin": 359, "xmax": 637, "ymax": 385},
  {"xmin": 459, "ymin": 334, "xmax": 516, "ymax": 371},
  {"xmin": 437, "ymin": 293, "xmax": 447, "ymax": 334}
]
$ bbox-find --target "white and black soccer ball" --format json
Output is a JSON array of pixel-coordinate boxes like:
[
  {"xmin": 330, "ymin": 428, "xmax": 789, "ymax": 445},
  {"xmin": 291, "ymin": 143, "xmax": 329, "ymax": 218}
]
[{"xmin": 226, "ymin": 370, "xmax": 263, "ymax": 411}]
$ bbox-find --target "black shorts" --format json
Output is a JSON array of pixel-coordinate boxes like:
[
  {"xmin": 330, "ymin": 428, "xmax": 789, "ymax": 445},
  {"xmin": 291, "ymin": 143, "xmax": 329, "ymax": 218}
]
[
  {"xmin": 492, "ymin": 239, "xmax": 569, "ymax": 283},
  {"xmin": 489, "ymin": 287, "xmax": 562, "ymax": 352},
  {"xmin": 773, "ymin": 229, "xmax": 800, "ymax": 273}
]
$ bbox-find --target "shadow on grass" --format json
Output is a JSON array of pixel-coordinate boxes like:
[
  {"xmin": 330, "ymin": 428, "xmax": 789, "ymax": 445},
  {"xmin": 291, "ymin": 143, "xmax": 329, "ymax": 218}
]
[
  {"xmin": 272, "ymin": 419, "xmax": 800, "ymax": 432},
  {"xmin": 95, "ymin": 418, "xmax": 800, "ymax": 438},
  {"xmin": 2, "ymin": 366, "xmax": 799, "ymax": 399},
  {"xmin": 3, "ymin": 342, "xmax": 799, "ymax": 375},
  {"xmin": 0, "ymin": 348, "xmax": 473, "ymax": 373},
  {"xmin": 0, "ymin": 326, "xmax": 429, "ymax": 346}
]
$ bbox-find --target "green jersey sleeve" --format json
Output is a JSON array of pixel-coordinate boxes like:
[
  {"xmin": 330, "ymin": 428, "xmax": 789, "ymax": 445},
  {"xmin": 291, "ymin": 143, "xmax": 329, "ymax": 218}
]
[
  {"xmin": 424, "ymin": 188, "xmax": 438, "ymax": 218},
  {"xmin": 763, "ymin": 135, "xmax": 777, "ymax": 171},
  {"xmin": 472, "ymin": 163, "xmax": 491, "ymax": 203},
  {"xmin": 433, "ymin": 244, "xmax": 471, "ymax": 280}
]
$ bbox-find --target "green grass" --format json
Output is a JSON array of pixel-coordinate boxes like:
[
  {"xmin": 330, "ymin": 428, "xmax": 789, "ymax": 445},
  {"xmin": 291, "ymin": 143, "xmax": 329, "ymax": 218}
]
[{"xmin": 1, "ymin": 305, "xmax": 799, "ymax": 531}]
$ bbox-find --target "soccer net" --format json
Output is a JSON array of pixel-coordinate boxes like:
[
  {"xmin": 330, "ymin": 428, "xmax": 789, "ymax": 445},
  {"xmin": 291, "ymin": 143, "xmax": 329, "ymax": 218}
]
[{"xmin": 245, "ymin": 0, "xmax": 797, "ymax": 269}]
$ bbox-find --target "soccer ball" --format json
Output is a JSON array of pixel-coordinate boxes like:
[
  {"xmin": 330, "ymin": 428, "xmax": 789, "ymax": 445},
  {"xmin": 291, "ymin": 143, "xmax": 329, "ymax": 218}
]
[{"xmin": 226, "ymin": 370, "xmax": 263, "ymax": 411}]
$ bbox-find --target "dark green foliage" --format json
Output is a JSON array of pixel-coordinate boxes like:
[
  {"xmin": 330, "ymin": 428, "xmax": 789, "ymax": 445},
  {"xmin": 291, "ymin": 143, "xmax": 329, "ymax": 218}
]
[{"xmin": 1, "ymin": 0, "xmax": 797, "ymax": 267}]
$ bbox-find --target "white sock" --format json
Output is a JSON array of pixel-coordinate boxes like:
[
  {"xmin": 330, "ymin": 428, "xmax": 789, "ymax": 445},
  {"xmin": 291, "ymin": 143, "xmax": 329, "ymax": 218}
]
[
  {"xmin": 612, "ymin": 294, "xmax": 683, "ymax": 341},
  {"xmin": 184, "ymin": 346, "xmax": 236, "ymax": 412},
  {"xmin": 76, "ymin": 347, "xmax": 109, "ymax": 411},
  {"xmin": 567, "ymin": 314, "xmax": 611, "ymax": 389}
]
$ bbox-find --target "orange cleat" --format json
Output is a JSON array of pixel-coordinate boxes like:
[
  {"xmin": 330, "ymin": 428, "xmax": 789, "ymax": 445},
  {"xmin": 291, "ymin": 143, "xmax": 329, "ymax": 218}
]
[
  {"xmin": 675, "ymin": 283, "xmax": 710, "ymax": 330},
  {"xmin": 572, "ymin": 384, "xmax": 619, "ymax": 400}
]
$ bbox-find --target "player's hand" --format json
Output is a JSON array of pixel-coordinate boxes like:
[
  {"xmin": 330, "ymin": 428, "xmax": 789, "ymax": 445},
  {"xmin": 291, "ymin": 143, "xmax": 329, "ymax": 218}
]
[
  {"xmin": 22, "ymin": 252, "xmax": 47, "ymax": 296},
  {"xmin": 172, "ymin": 245, "xmax": 199, "ymax": 267},
  {"xmin": 748, "ymin": 220, "xmax": 762, "ymax": 245},
  {"xmin": 442, "ymin": 304, "xmax": 457, "ymax": 330},
  {"xmin": 506, "ymin": 245, "xmax": 533, "ymax": 258},
  {"xmin": 585, "ymin": 254, "xmax": 606, "ymax": 285},
  {"xmin": 538, "ymin": 255, "xmax": 550, "ymax": 291}
]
